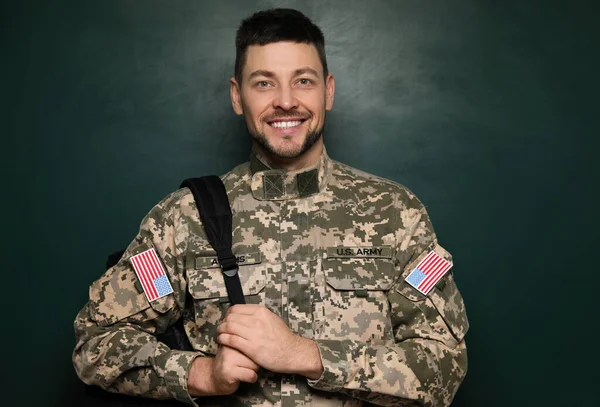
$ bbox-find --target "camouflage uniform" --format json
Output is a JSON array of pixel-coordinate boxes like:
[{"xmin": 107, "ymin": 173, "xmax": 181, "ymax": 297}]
[{"xmin": 73, "ymin": 148, "xmax": 469, "ymax": 406}]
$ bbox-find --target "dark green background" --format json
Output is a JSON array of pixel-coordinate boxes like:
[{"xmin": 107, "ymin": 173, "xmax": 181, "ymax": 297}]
[{"xmin": 3, "ymin": 0, "xmax": 599, "ymax": 406}]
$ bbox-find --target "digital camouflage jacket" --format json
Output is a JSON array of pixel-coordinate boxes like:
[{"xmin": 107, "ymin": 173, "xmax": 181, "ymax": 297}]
[{"xmin": 73, "ymin": 148, "xmax": 469, "ymax": 406}]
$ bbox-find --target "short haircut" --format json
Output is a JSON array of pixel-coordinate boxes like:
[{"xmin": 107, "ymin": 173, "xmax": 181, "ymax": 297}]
[{"xmin": 234, "ymin": 8, "xmax": 328, "ymax": 83}]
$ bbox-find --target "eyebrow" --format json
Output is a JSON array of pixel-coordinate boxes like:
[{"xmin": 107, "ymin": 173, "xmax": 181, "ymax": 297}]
[
  {"xmin": 293, "ymin": 67, "xmax": 319, "ymax": 77},
  {"xmin": 248, "ymin": 70, "xmax": 276, "ymax": 81},
  {"xmin": 247, "ymin": 67, "xmax": 320, "ymax": 81}
]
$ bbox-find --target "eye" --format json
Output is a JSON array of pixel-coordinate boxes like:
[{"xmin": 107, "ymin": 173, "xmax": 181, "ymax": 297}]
[
  {"xmin": 298, "ymin": 78, "xmax": 313, "ymax": 86},
  {"xmin": 255, "ymin": 80, "xmax": 272, "ymax": 88}
]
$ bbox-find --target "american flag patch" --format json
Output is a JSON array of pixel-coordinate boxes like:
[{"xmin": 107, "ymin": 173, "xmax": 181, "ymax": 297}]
[
  {"xmin": 130, "ymin": 248, "xmax": 173, "ymax": 302},
  {"xmin": 405, "ymin": 250, "xmax": 453, "ymax": 295}
]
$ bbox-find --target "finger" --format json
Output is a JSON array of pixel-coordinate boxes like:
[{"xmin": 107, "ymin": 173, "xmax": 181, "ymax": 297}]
[
  {"xmin": 217, "ymin": 321, "xmax": 252, "ymax": 340},
  {"xmin": 223, "ymin": 312, "xmax": 255, "ymax": 327},
  {"xmin": 236, "ymin": 355, "xmax": 259, "ymax": 371},
  {"xmin": 235, "ymin": 366, "xmax": 258, "ymax": 384},
  {"xmin": 217, "ymin": 333, "xmax": 251, "ymax": 355},
  {"xmin": 220, "ymin": 345, "xmax": 260, "ymax": 371},
  {"xmin": 227, "ymin": 304, "xmax": 263, "ymax": 316}
]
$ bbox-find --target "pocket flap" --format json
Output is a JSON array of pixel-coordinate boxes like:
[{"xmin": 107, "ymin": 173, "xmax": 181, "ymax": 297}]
[
  {"xmin": 90, "ymin": 243, "xmax": 174, "ymax": 326},
  {"xmin": 395, "ymin": 243, "xmax": 468, "ymax": 342},
  {"xmin": 395, "ymin": 243, "xmax": 452, "ymax": 302},
  {"xmin": 396, "ymin": 279, "xmax": 427, "ymax": 302},
  {"xmin": 187, "ymin": 264, "xmax": 266, "ymax": 299},
  {"xmin": 323, "ymin": 257, "xmax": 395, "ymax": 290}
]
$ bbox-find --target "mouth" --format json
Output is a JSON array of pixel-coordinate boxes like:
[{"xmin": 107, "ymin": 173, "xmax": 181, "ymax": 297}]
[{"xmin": 266, "ymin": 118, "xmax": 308, "ymax": 133}]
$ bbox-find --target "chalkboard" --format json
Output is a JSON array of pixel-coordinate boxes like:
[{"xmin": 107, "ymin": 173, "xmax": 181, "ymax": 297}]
[{"xmin": 2, "ymin": 0, "xmax": 598, "ymax": 406}]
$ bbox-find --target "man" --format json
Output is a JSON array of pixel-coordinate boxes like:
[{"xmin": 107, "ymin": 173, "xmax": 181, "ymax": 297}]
[{"xmin": 73, "ymin": 8, "xmax": 469, "ymax": 407}]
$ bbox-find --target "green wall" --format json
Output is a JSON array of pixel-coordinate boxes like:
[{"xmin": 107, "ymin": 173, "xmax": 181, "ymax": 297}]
[{"xmin": 3, "ymin": 0, "xmax": 599, "ymax": 405}]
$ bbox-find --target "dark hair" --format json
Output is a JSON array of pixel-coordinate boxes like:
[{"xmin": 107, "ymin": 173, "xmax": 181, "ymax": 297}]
[{"xmin": 234, "ymin": 8, "xmax": 328, "ymax": 83}]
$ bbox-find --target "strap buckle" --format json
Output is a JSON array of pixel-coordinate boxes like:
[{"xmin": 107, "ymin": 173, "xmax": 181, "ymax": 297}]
[
  {"xmin": 219, "ymin": 254, "xmax": 239, "ymax": 277},
  {"xmin": 221, "ymin": 263, "xmax": 239, "ymax": 278}
]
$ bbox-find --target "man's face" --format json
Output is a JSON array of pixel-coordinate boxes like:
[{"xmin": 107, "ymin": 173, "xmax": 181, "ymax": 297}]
[{"xmin": 230, "ymin": 42, "xmax": 334, "ymax": 162}]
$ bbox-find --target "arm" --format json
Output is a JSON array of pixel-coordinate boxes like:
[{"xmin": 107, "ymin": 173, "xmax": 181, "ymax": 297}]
[
  {"xmin": 73, "ymin": 191, "xmax": 260, "ymax": 403},
  {"xmin": 72, "ymin": 192, "xmax": 200, "ymax": 404},
  {"xmin": 307, "ymin": 204, "xmax": 469, "ymax": 407}
]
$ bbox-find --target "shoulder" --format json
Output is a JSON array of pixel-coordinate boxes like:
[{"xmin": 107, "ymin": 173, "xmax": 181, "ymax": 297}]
[
  {"xmin": 329, "ymin": 159, "xmax": 424, "ymax": 209},
  {"xmin": 222, "ymin": 161, "xmax": 252, "ymax": 195},
  {"xmin": 151, "ymin": 161, "xmax": 252, "ymax": 218}
]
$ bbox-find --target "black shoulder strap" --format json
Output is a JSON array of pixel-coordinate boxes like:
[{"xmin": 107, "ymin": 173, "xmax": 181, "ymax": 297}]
[{"xmin": 180, "ymin": 176, "xmax": 246, "ymax": 305}]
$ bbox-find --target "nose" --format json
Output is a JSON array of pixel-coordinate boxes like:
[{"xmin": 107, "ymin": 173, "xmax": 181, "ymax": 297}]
[{"xmin": 272, "ymin": 85, "xmax": 299, "ymax": 110}]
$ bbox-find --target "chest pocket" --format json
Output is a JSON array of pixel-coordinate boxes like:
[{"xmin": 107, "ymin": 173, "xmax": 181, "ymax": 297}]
[
  {"xmin": 186, "ymin": 260, "xmax": 266, "ymax": 355},
  {"xmin": 313, "ymin": 256, "xmax": 395, "ymax": 345}
]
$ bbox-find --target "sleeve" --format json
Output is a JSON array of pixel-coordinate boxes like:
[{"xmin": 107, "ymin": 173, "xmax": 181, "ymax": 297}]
[
  {"xmin": 72, "ymin": 192, "xmax": 201, "ymax": 406},
  {"xmin": 307, "ymin": 195, "xmax": 469, "ymax": 407}
]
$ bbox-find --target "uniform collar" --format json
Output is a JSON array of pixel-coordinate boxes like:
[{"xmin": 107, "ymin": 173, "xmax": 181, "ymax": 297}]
[{"xmin": 249, "ymin": 147, "xmax": 331, "ymax": 201}]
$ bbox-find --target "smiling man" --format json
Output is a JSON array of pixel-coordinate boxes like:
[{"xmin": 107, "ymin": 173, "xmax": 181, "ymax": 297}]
[
  {"xmin": 73, "ymin": 8, "xmax": 469, "ymax": 407},
  {"xmin": 231, "ymin": 40, "xmax": 333, "ymax": 170}
]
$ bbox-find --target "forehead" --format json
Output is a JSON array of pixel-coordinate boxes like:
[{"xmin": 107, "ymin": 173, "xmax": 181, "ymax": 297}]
[{"xmin": 243, "ymin": 42, "xmax": 323, "ymax": 78}]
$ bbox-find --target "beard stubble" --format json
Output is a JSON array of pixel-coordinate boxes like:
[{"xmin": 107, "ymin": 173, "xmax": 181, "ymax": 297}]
[{"xmin": 251, "ymin": 118, "xmax": 324, "ymax": 160}]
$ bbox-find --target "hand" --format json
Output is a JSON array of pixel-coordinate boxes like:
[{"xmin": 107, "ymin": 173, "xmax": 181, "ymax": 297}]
[
  {"xmin": 216, "ymin": 304, "xmax": 323, "ymax": 378},
  {"xmin": 187, "ymin": 345, "xmax": 259, "ymax": 397}
]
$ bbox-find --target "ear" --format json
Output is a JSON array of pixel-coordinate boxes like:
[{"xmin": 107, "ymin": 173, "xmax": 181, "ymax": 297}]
[
  {"xmin": 325, "ymin": 73, "xmax": 335, "ymax": 111},
  {"xmin": 230, "ymin": 77, "xmax": 244, "ymax": 115}
]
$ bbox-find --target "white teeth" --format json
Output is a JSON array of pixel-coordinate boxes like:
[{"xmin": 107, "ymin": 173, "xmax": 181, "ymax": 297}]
[{"xmin": 270, "ymin": 120, "xmax": 302, "ymax": 128}]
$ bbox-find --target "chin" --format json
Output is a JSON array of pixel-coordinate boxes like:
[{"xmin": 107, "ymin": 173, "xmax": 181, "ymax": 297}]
[
  {"xmin": 251, "ymin": 121, "xmax": 322, "ymax": 161},
  {"xmin": 267, "ymin": 141, "xmax": 306, "ymax": 159}
]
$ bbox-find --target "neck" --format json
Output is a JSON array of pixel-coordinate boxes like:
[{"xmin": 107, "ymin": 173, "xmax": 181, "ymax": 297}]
[{"xmin": 254, "ymin": 138, "xmax": 323, "ymax": 171}]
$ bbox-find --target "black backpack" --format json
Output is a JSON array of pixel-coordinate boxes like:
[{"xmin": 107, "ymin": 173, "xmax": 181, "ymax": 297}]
[{"xmin": 105, "ymin": 176, "xmax": 246, "ymax": 351}]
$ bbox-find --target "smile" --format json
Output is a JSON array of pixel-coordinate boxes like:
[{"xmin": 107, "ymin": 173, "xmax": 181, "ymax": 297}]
[{"xmin": 268, "ymin": 120, "xmax": 305, "ymax": 129}]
